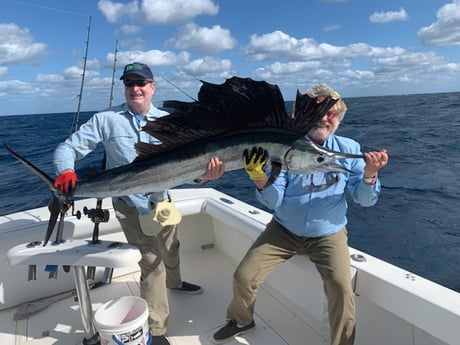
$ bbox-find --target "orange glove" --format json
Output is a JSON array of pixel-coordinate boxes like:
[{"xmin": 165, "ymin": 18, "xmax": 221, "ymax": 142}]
[{"xmin": 53, "ymin": 171, "xmax": 78, "ymax": 195}]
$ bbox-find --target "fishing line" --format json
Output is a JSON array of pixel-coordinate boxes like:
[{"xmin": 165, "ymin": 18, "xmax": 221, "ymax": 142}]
[
  {"xmin": 6, "ymin": 0, "xmax": 88, "ymax": 16},
  {"xmin": 161, "ymin": 77, "xmax": 197, "ymax": 102}
]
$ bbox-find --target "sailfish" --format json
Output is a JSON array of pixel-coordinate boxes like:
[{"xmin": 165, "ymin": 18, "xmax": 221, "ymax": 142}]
[{"xmin": 4, "ymin": 76, "xmax": 364, "ymax": 245}]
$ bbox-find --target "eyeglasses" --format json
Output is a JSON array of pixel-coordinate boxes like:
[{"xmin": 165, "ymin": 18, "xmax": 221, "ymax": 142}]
[{"xmin": 123, "ymin": 79, "xmax": 153, "ymax": 87}]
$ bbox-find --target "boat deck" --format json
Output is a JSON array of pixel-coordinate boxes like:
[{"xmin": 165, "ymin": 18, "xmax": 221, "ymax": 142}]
[
  {"xmin": 0, "ymin": 244, "xmax": 327, "ymax": 345},
  {"xmin": 2, "ymin": 191, "xmax": 458, "ymax": 345}
]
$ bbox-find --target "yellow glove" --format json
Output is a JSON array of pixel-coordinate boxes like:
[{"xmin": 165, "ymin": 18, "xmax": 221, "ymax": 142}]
[
  {"xmin": 242, "ymin": 147, "xmax": 269, "ymax": 181},
  {"xmin": 139, "ymin": 200, "xmax": 182, "ymax": 236}
]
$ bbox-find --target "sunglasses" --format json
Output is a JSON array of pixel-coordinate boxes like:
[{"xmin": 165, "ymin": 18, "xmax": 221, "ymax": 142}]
[
  {"xmin": 325, "ymin": 110, "xmax": 338, "ymax": 119},
  {"xmin": 123, "ymin": 79, "xmax": 153, "ymax": 87}
]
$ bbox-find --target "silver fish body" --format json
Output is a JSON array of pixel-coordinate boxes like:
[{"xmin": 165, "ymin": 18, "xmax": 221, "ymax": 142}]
[{"xmin": 73, "ymin": 129, "xmax": 364, "ymax": 199}]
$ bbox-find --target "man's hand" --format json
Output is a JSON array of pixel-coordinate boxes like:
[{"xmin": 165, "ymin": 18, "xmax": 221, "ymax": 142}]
[
  {"xmin": 363, "ymin": 149, "xmax": 389, "ymax": 176},
  {"xmin": 242, "ymin": 147, "xmax": 269, "ymax": 181},
  {"xmin": 363, "ymin": 149, "xmax": 389, "ymax": 184},
  {"xmin": 195, "ymin": 157, "xmax": 225, "ymax": 183},
  {"xmin": 53, "ymin": 170, "xmax": 78, "ymax": 195},
  {"xmin": 205, "ymin": 157, "xmax": 225, "ymax": 180}
]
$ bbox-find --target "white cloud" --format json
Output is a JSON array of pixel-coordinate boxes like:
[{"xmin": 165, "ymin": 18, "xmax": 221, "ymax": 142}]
[
  {"xmin": 256, "ymin": 61, "xmax": 322, "ymax": 77},
  {"xmin": 116, "ymin": 49, "xmax": 190, "ymax": 67},
  {"xmin": 142, "ymin": 0, "xmax": 218, "ymax": 24},
  {"xmin": 119, "ymin": 25, "xmax": 141, "ymax": 35},
  {"xmin": 81, "ymin": 58, "xmax": 101, "ymax": 70},
  {"xmin": 63, "ymin": 66, "xmax": 89, "ymax": 79},
  {"xmin": 182, "ymin": 56, "xmax": 231, "ymax": 75},
  {"xmin": 0, "ymin": 24, "xmax": 47, "ymax": 64},
  {"xmin": 418, "ymin": 0, "xmax": 460, "ymax": 46},
  {"xmin": 98, "ymin": 0, "xmax": 218, "ymax": 24},
  {"xmin": 118, "ymin": 37, "xmax": 146, "ymax": 51},
  {"xmin": 248, "ymin": 41, "xmax": 454, "ymax": 96},
  {"xmin": 244, "ymin": 30, "xmax": 405, "ymax": 61},
  {"xmin": 398, "ymin": 75, "xmax": 411, "ymax": 82},
  {"xmin": 444, "ymin": 62, "xmax": 460, "ymax": 71},
  {"xmin": 322, "ymin": 24, "xmax": 341, "ymax": 32},
  {"xmin": 374, "ymin": 51, "xmax": 443, "ymax": 71},
  {"xmin": 369, "ymin": 8, "xmax": 408, "ymax": 24},
  {"xmin": 97, "ymin": 0, "xmax": 129, "ymax": 23},
  {"xmin": 36, "ymin": 73, "xmax": 65, "ymax": 83},
  {"xmin": 169, "ymin": 23, "xmax": 236, "ymax": 53},
  {"xmin": 340, "ymin": 69, "xmax": 375, "ymax": 80},
  {"xmin": 0, "ymin": 66, "xmax": 7, "ymax": 76},
  {"xmin": 0, "ymin": 80, "xmax": 39, "ymax": 94}
]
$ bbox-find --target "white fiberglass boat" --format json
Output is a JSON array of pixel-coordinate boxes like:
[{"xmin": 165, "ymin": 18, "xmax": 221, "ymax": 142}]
[{"xmin": 0, "ymin": 188, "xmax": 459, "ymax": 345}]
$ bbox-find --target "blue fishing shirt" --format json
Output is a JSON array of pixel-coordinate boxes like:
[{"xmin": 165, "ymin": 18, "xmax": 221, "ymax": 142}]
[
  {"xmin": 256, "ymin": 135, "xmax": 381, "ymax": 238},
  {"xmin": 53, "ymin": 103, "xmax": 170, "ymax": 214}
]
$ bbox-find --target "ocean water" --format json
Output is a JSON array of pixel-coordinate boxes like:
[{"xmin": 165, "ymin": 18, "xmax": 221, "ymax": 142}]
[{"xmin": 1, "ymin": 92, "xmax": 460, "ymax": 293}]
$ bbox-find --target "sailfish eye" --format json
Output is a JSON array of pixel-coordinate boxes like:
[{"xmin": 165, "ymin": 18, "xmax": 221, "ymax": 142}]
[{"xmin": 316, "ymin": 156, "xmax": 325, "ymax": 163}]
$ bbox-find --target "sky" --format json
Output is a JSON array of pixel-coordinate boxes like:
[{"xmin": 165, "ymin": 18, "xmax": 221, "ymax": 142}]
[{"xmin": 1, "ymin": 0, "xmax": 460, "ymax": 116}]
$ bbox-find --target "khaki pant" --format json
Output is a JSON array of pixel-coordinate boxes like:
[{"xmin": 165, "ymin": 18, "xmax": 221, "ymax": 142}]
[
  {"xmin": 114, "ymin": 198, "xmax": 182, "ymax": 336},
  {"xmin": 226, "ymin": 220, "xmax": 356, "ymax": 345}
]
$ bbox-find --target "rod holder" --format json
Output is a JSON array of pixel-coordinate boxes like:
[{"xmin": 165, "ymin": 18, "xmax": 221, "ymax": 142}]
[
  {"xmin": 86, "ymin": 266, "xmax": 96, "ymax": 280},
  {"xmin": 102, "ymin": 267, "xmax": 114, "ymax": 284},
  {"xmin": 27, "ymin": 265, "xmax": 37, "ymax": 281}
]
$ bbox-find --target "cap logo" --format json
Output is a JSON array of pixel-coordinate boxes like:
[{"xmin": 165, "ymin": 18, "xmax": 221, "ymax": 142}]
[{"xmin": 125, "ymin": 63, "xmax": 143, "ymax": 72}]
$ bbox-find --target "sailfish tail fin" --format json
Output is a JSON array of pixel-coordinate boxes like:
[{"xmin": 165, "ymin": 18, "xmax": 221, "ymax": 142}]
[
  {"xmin": 4, "ymin": 143, "xmax": 67, "ymax": 246},
  {"xmin": 4, "ymin": 143, "xmax": 58, "ymax": 194}
]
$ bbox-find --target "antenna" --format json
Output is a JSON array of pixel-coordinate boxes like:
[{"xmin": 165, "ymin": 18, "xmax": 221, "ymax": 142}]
[{"xmin": 71, "ymin": 16, "xmax": 91, "ymax": 134}]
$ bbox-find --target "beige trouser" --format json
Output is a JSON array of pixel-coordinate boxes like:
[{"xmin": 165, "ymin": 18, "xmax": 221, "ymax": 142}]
[
  {"xmin": 226, "ymin": 220, "xmax": 356, "ymax": 345},
  {"xmin": 114, "ymin": 198, "xmax": 182, "ymax": 336}
]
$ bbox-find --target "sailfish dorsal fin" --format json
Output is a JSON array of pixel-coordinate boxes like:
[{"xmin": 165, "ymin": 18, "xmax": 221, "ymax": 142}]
[{"xmin": 134, "ymin": 77, "xmax": 336, "ymax": 161}]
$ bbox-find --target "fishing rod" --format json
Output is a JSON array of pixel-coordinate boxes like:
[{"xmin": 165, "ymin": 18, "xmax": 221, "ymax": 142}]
[
  {"xmin": 37, "ymin": 15, "xmax": 94, "ymax": 291},
  {"xmin": 108, "ymin": 40, "xmax": 118, "ymax": 107},
  {"xmin": 70, "ymin": 16, "xmax": 91, "ymax": 134},
  {"xmin": 86, "ymin": 40, "xmax": 120, "ymax": 247},
  {"xmin": 62, "ymin": 40, "xmax": 118, "ymax": 281},
  {"xmin": 49, "ymin": 16, "xmax": 92, "ymax": 246}
]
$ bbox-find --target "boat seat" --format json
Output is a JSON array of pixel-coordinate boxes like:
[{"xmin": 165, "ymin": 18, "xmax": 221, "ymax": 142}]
[{"xmin": 7, "ymin": 239, "xmax": 141, "ymax": 345}]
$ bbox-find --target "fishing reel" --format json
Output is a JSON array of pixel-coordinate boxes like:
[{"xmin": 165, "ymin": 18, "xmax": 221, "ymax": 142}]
[
  {"xmin": 82, "ymin": 206, "xmax": 110, "ymax": 224},
  {"xmin": 81, "ymin": 199, "xmax": 110, "ymax": 245}
]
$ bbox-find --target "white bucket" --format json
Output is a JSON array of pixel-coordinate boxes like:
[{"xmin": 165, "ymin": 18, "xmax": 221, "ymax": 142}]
[{"xmin": 94, "ymin": 296, "xmax": 151, "ymax": 345}]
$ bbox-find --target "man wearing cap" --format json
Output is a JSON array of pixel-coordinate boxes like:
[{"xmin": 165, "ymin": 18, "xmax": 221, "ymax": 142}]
[
  {"xmin": 212, "ymin": 83, "xmax": 388, "ymax": 345},
  {"xmin": 53, "ymin": 62, "xmax": 224, "ymax": 345}
]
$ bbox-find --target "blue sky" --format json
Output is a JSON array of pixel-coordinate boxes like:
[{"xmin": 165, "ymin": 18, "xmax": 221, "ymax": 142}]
[{"xmin": 1, "ymin": 0, "xmax": 460, "ymax": 115}]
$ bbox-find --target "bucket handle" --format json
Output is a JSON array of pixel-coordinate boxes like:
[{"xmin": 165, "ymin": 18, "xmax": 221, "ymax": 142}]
[
  {"xmin": 111, "ymin": 334, "xmax": 124, "ymax": 345},
  {"xmin": 111, "ymin": 332, "xmax": 152, "ymax": 345}
]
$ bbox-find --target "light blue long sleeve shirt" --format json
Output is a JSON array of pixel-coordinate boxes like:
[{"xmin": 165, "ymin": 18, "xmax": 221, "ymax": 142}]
[
  {"xmin": 53, "ymin": 103, "xmax": 170, "ymax": 214},
  {"xmin": 256, "ymin": 134, "xmax": 381, "ymax": 238}
]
